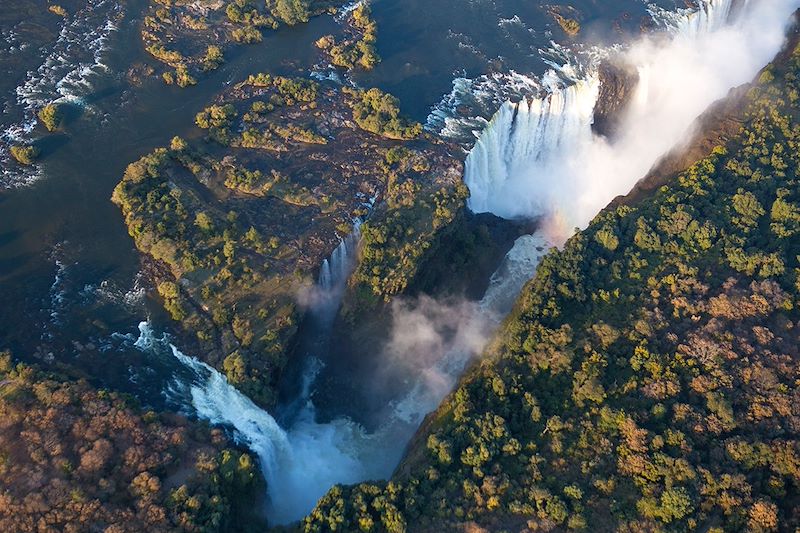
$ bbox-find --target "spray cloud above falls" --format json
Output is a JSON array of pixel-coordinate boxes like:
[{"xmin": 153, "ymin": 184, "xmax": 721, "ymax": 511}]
[{"xmin": 464, "ymin": 0, "xmax": 800, "ymax": 242}]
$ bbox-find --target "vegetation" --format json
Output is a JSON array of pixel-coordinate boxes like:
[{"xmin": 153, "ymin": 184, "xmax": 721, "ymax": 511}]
[
  {"xmin": 202, "ymin": 45, "xmax": 224, "ymax": 71},
  {"xmin": 175, "ymin": 65, "xmax": 198, "ymax": 88},
  {"xmin": 194, "ymin": 76, "xmax": 319, "ymax": 147},
  {"xmin": 225, "ymin": 0, "xmax": 276, "ymax": 28},
  {"xmin": 9, "ymin": 145, "xmax": 39, "ymax": 165},
  {"xmin": 0, "ymin": 353, "xmax": 263, "ymax": 532},
  {"xmin": 145, "ymin": 44, "xmax": 184, "ymax": 66},
  {"xmin": 48, "ymin": 4, "xmax": 67, "ymax": 16},
  {"xmin": 112, "ymin": 143, "xmax": 301, "ymax": 407},
  {"xmin": 38, "ymin": 103, "xmax": 63, "ymax": 132},
  {"xmin": 316, "ymin": 2, "xmax": 380, "ymax": 71},
  {"xmin": 344, "ymin": 87, "xmax": 422, "ymax": 140},
  {"xmin": 271, "ymin": 0, "xmax": 310, "ymax": 25},
  {"xmin": 231, "ymin": 25, "xmax": 264, "ymax": 44},
  {"xmin": 140, "ymin": 0, "xmax": 342, "ymax": 87},
  {"xmin": 554, "ymin": 12, "xmax": 581, "ymax": 36},
  {"xmin": 304, "ymin": 35, "xmax": 800, "ymax": 533},
  {"xmin": 350, "ymin": 147, "xmax": 468, "ymax": 304},
  {"xmin": 113, "ymin": 72, "xmax": 461, "ymax": 410}
]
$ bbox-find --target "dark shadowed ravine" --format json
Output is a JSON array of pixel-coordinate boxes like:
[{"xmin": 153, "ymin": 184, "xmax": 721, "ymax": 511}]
[{"xmin": 3, "ymin": 0, "xmax": 794, "ymax": 528}]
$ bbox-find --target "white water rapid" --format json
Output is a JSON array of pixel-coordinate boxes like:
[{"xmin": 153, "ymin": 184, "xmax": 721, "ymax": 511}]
[
  {"xmin": 133, "ymin": 232, "xmax": 551, "ymax": 525},
  {"xmin": 1, "ymin": 0, "xmax": 122, "ymax": 188},
  {"xmin": 133, "ymin": 0, "xmax": 800, "ymax": 526},
  {"xmin": 464, "ymin": 0, "xmax": 798, "ymax": 237}
]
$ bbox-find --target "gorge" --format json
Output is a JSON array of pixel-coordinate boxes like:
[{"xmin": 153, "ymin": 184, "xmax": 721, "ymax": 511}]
[
  {"xmin": 133, "ymin": 0, "xmax": 800, "ymax": 526},
  {"xmin": 2, "ymin": 0, "xmax": 800, "ymax": 530}
]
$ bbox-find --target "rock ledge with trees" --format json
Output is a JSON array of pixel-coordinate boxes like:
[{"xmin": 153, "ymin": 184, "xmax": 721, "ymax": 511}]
[{"xmin": 112, "ymin": 74, "xmax": 465, "ymax": 408}]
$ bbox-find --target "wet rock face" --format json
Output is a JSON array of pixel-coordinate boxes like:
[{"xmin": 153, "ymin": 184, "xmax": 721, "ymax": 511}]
[{"xmin": 592, "ymin": 60, "xmax": 640, "ymax": 140}]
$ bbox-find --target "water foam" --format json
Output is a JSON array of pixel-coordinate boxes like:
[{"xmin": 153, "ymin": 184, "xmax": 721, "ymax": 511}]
[
  {"xmin": 1, "ymin": 0, "xmax": 122, "ymax": 188},
  {"xmin": 463, "ymin": 0, "xmax": 798, "ymax": 236}
]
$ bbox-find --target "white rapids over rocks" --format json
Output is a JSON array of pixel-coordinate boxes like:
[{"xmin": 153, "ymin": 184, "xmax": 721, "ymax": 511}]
[{"xmin": 0, "ymin": 0, "xmax": 122, "ymax": 189}]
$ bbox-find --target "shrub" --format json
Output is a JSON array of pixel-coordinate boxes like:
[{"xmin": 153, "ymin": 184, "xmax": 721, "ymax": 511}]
[
  {"xmin": 347, "ymin": 87, "xmax": 422, "ymax": 139},
  {"xmin": 231, "ymin": 25, "xmax": 262, "ymax": 43},
  {"xmin": 38, "ymin": 103, "xmax": 63, "ymax": 132},
  {"xmin": 48, "ymin": 4, "xmax": 67, "ymax": 16},
  {"xmin": 10, "ymin": 145, "xmax": 39, "ymax": 165}
]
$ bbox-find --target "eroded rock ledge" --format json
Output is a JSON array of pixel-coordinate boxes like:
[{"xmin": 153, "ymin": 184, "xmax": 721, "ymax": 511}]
[{"xmin": 113, "ymin": 74, "xmax": 466, "ymax": 407}]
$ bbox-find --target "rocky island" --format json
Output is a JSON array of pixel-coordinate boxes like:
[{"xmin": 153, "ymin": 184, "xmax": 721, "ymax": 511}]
[
  {"xmin": 3, "ymin": 0, "xmax": 800, "ymax": 531},
  {"xmin": 112, "ymin": 73, "xmax": 466, "ymax": 407}
]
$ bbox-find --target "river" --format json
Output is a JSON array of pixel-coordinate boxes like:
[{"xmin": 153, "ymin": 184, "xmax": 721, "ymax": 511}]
[{"xmin": 2, "ymin": 0, "xmax": 737, "ymax": 526}]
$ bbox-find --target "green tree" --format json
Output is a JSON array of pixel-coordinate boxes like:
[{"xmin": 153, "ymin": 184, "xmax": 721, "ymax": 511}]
[
  {"xmin": 38, "ymin": 103, "xmax": 63, "ymax": 132},
  {"xmin": 9, "ymin": 145, "xmax": 39, "ymax": 165},
  {"xmin": 272, "ymin": 0, "xmax": 309, "ymax": 25}
]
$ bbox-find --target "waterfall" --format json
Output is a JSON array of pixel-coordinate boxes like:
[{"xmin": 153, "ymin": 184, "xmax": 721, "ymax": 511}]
[
  {"xmin": 462, "ymin": 0, "xmax": 797, "ymax": 237},
  {"xmin": 318, "ymin": 219, "xmax": 362, "ymax": 292},
  {"xmin": 464, "ymin": 78, "xmax": 599, "ymax": 219},
  {"xmin": 315, "ymin": 218, "xmax": 363, "ymax": 323},
  {"xmin": 130, "ymin": 0, "xmax": 799, "ymax": 526},
  {"xmin": 652, "ymin": 0, "xmax": 748, "ymax": 38},
  {"xmin": 133, "ymin": 229, "xmax": 554, "ymax": 525},
  {"xmin": 134, "ymin": 322, "xmax": 390, "ymax": 526},
  {"xmin": 130, "ymin": 213, "xmax": 383, "ymax": 526},
  {"xmin": 479, "ymin": 233, "xmax": 552, "ymax": 315}
]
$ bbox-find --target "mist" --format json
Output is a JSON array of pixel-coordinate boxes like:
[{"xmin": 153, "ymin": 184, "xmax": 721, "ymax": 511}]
[
  {"xmin": 132, "ymin": 232, "xmax": 548, "ymax": 525},
  {"xmin": 137, "ymin": 0, "xmax": 800, "ymax": 526},
  {"xmin": 465, "ymin": 0, "xmax": 800, "ymax": 240}
]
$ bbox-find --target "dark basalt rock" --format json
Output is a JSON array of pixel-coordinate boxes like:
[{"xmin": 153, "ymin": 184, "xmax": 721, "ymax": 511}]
[{"xmin": 592, "ymin": 59, "xmax": 639, "ymax": 140}]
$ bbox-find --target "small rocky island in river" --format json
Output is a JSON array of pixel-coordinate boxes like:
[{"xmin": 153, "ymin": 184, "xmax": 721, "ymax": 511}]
[{"xmin": 2, "ymin": 0, "xmax": 800, "ymax": 532}]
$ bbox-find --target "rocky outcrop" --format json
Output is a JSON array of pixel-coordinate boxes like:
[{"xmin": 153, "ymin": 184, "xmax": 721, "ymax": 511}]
[{"xmin": 592, "ymin": 59, "xmax": 639, "ymax": 140}]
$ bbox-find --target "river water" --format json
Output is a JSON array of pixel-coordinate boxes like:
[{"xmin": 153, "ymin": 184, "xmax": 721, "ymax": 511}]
[
  {"xmin": 0, "ymin": 0, "xmax": 661, "ymax": 406},
  {"xmin": 1, "ymin": 0, "xmax": 724, "ymax": 525}
]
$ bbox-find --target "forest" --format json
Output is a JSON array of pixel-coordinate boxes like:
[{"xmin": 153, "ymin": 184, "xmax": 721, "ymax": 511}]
[
  {"xmin": 303, "ymin": 32, "xmax": 800, "ymax": 533},
  {"xmin": 12, "ymin": 0, "xmax": 800, "ymax": 532},
  {"xmin": 0, "ymin": 354, "xmax": 263, "ymax": 532}
]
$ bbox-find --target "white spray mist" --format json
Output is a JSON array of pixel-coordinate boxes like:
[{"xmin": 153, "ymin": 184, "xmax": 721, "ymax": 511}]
[{"xmin": 465, "ymin": 0, "xmax": 799, "ymax": 240}]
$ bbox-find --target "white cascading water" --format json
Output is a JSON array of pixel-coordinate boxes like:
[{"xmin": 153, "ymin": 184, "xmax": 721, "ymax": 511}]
[
  {"xmin": 652, "ymin": 0, "xmax": 748, "ymax": 37},
  {"xmin": 318, "ymin": 221, "xmax": 361, "ymax": 301},
  {"xmin": 425, "ymin": 70, "xmax": 542, "ymax": 141},
  {"xmin": 133, "ymin": 231, "xmax": 551, "ymax": 525},
  {"xmin": 134, "ymin": 323, "xmax": 387, "ymax": 525},
  {"xmin": 465, "ymin": 75, "xmax": 599, "ymax": 218},
  {"xmin": 133, "ymin": 0, "xmax": 800, "ymax": 526},
  {"xmin": 464, "ymin": 0, "xmax": 798, "ymax": 237},
  {"xmin": 314, "ymin": 209, "xmax": 372, "ymax": 325}
]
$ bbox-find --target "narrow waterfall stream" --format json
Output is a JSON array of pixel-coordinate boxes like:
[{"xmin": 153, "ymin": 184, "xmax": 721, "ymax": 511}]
[
  {"xmin": 133, "ymin": 0, "xmax": 800, "ymax": 525},
  {"xmin": 315, "ymin": 219, "xmax": 363, "ymax": 324},
  {"xmin": 465, "ymin": 0, "xmax": 797, "ymax": 238}
]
